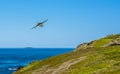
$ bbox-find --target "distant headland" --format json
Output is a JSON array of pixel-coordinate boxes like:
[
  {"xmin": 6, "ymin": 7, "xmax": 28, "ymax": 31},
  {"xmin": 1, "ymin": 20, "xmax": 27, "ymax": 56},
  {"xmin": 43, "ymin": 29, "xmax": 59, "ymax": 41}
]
[{"xmin": 24, "ymin": 47, "xmax": 33, "ymax": 49}]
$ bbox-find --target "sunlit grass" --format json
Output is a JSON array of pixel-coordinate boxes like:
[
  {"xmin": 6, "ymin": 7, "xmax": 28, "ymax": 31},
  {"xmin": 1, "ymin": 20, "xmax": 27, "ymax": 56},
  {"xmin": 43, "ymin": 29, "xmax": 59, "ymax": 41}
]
[{"xmin": 14, "ymin": 46, "xmax": 120, "ymax": 74}]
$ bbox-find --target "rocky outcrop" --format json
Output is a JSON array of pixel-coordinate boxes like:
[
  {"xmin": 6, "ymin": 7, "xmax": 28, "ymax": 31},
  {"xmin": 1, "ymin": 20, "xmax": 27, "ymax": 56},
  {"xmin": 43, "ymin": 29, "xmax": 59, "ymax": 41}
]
[
  {"xmin": 103, "ymin": 37, "xmax": 120, "ymax": 47},
  {"xmin": 75, "ymin": 34, "xmax": 120, "ymax": 51},
  {"xmin": 16, "ymin": 66, "xmax": 24, "ymax": 71},
  {"xmin": 74, "ymin": 40, "xmax": 96, "ymax": 51}
]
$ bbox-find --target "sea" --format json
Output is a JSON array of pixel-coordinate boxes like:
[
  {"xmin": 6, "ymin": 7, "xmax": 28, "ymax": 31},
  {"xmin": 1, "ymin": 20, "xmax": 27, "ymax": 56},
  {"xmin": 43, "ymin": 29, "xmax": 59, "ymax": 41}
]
[{"xmin": 0, "ymin": 48, "xmax": 74, "ymax": 74}]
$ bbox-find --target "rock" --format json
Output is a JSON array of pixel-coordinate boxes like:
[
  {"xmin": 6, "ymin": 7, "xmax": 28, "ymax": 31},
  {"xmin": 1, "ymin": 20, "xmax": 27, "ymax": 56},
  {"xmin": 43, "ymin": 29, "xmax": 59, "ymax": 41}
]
[
  {"xmin": 103, "ymin": 37, "xmax": 120, "ymax": 47},
  {"xmin": 16, "ymin": 66, "xmax": 24, "ymax": 71},
  {"xmin": 74, "ymin": 40, "xmax": 96, "ymax": 51}
]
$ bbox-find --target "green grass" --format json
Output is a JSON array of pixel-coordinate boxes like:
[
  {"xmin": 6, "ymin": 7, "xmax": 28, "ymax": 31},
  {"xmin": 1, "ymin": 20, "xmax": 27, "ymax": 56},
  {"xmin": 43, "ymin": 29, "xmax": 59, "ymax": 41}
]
[
  {"xmin": 92, "ymin": 38, "xmax": 112, "ymax": 47},
  {"xmin": 68, "ymin": 46, "xmax": 120, "ymax": 74},
  {"xmin": 14, "ymin": 34, "xmax": 120, "ymax": 74},
  {"xmin": 91, "ymin": 34, "xmax": 120, "ymax": 47},
  {"xmin": 14, "ymin": 46, "xmax": 120, "ymax": 74}
]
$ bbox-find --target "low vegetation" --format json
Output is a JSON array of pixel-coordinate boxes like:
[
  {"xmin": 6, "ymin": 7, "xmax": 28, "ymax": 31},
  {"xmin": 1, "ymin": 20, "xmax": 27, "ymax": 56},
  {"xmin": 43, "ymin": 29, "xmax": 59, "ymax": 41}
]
[{"xmin": 14, "ymin": 34, "xmax": 120, "ymax": 74}]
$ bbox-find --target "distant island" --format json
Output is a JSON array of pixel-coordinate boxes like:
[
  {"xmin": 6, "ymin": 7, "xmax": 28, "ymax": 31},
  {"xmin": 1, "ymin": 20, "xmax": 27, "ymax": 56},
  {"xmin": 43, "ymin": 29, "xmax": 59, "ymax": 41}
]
[{"xmin": 24, "ymin": 47, "xmax": 33, "ymax": 49}]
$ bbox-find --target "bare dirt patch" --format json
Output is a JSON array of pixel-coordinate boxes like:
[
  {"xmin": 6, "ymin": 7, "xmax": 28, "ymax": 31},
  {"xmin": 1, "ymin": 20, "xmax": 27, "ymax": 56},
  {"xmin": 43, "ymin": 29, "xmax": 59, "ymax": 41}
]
[{"xmin": 32, "ymin": 56, "xmax": 86, "ymax": 74}]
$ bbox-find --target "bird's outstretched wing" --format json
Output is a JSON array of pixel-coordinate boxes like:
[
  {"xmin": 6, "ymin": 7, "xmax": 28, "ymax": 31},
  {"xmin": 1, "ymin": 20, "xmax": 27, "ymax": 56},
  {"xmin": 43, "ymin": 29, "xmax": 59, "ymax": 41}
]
[
  {"xmin": 41, "ymin": 19, "xmax": 48, "ymax": 24},
  {"xmin": 32, "ymin": 24, "xmax": 39, "ymax": 29}
]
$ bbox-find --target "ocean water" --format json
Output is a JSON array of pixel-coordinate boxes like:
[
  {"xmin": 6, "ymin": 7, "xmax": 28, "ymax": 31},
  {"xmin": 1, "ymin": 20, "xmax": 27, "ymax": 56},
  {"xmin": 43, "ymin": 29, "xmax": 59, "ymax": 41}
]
[{"xmin": 0, "ymin": 48, "xmax": 74, "ymax": 74}]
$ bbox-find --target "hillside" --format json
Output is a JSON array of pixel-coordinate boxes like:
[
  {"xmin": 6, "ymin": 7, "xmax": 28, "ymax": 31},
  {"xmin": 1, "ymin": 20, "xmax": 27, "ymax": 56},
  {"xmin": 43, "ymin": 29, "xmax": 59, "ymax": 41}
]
[{"xmin": 14, "ymin": 34, "xmax": 120, "ymax": 74}]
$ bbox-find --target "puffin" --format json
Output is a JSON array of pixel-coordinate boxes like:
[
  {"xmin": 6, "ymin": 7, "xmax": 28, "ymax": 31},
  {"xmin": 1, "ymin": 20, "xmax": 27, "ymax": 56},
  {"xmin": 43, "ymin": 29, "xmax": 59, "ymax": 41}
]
[{"xmin": 32, "ymin": 19, "xmax": 48, "ymax": 29}]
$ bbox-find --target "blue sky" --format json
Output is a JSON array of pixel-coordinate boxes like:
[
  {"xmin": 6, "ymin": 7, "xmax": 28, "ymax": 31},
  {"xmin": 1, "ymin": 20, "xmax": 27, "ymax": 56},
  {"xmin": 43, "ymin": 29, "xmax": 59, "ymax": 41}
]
[{"xmin": 0, "ymin": 0, "xmax": 120, "ymax": 48}]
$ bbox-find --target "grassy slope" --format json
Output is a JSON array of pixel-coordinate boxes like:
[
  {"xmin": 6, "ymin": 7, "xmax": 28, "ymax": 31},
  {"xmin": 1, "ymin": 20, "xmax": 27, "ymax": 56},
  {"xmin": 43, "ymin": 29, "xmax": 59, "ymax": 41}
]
[
  {"xmin": 92, "ymin": 38, "xmax": 111, "ymax": 47},
  {"xmin": 14, "ymin": 34, "xmax": 120, "ymax": 74},
  {"xmin": 14, "ymin": 46, "xmax": 120, "ymax": 74}
]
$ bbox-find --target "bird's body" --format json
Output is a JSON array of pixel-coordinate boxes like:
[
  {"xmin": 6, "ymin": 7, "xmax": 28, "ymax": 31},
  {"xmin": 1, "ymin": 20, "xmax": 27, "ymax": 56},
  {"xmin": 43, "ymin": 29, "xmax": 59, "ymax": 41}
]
[{"xmin": 32, "ymin": 19, "xmax": 48, "ymax": 29}]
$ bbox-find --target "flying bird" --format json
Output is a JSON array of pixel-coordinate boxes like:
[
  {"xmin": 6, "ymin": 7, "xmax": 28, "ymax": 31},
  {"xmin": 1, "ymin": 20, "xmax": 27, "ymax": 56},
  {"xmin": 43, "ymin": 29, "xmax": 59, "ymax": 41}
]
[{"xmin": 32, "ymin": 19, "xmax": 48, "ymax": 29}]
